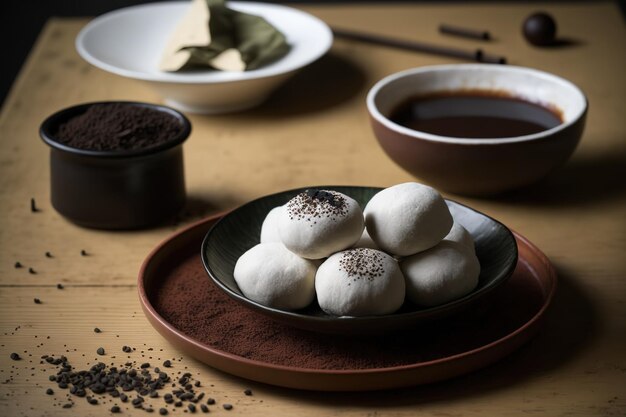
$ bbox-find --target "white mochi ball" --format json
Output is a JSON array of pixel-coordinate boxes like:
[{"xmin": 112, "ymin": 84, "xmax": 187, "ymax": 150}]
[
  {"xmin": 260, "ymin": 206, "xmax": 283, "ymax": 243},
  {"xmin": 364, "ymin": 182, "xmax": 453, "ymax": 256},
  {"xmin": 443, "ymin": 221, "xmax": 475, "ymax": 252},
  {"xmin": 315, "ymin": 248, "xmax": 405, "ymax": 316},
  {"xmin": 278, "ymin": 190, "xmax": 364, "ymax": 259},
  {"xmin": 234, "ymin": 243, "xmax": 317, "ymax": 310},
  {"xmin": 400, "ymin": 241, "xmax": 480, "ymax": 307}
]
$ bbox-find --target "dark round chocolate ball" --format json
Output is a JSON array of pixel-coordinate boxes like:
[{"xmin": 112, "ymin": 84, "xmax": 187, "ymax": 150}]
[{"xmin": 523, "ymin": 12, "xmax": 557, "ymax": 46}]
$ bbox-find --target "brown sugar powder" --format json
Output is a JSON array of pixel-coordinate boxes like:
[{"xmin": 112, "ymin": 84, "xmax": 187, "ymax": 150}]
[{"xmin": 150, "ymin": 251, "xmax": 541, "ymax": 370}]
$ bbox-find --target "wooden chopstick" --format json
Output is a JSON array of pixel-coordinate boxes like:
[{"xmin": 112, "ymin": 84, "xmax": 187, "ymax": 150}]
[
  {"xmin": 332, "ymin": 28, "xmax": 506, "ymax": 64},
  {"xmin": 439, "ymin": 24, "xmax": 491, "ymax": 41}
]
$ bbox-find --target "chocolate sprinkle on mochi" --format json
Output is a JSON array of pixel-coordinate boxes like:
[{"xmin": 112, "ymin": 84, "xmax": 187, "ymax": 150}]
[
  {"xmin": 339, "ymin": 248, "xmax": 386, "ymax": 281},
  {"xmin": 305, "ymin": 189, "xmax": 342, "ymax": 207},
  {"xmin": 287, "ymin": 190, "xmax": 348, "ymax": 225}
]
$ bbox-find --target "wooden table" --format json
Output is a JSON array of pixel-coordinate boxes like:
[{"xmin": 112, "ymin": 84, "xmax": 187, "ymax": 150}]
[{"xmin": 1, "ymin": 2, "xmax": 625, "ymax": 416}]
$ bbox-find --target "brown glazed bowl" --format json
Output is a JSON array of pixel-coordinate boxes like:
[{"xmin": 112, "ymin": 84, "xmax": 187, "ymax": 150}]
[
  {"xmin": 367, "ymin": 64, "xmax": 587, "ymax": 196},
  {"xmin": 40, "ymin": 101, "xmax": 191, "ymax": 229}
]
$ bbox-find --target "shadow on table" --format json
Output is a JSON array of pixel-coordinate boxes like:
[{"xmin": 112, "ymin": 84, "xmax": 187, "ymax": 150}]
[
  {"xmin": 167, "ymin": 193, "xmax": 240, "ymax": 228},
  {"xmin": 489, "ymin": 149, "xmax": 626, "ymax": 208},
  {"xmin": 239, "ymin": 51, "xmax": 367, "ymax": 118},
  {"xmin": 545, "ymin": 36, "xmax": 585, "ymax": 48},
  {"xmin": 244, "ymin": 265, "xmax": 599, "ymax": 406}
]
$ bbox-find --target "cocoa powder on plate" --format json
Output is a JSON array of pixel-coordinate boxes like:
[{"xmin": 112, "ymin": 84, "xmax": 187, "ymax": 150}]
[{"xmin": 151, "ymin": 250, "xmax": 540, "ymax": 370}]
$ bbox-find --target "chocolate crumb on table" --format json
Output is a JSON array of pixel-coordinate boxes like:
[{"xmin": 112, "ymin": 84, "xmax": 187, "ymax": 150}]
[
  {"xmin": 56, "ymin": 283, "xmax": 64, "ymax": 289},
  {"xmin": 30, "ymin": 197, "xmax": 39, "ymax": 212},
  {"xmin": 33, "ymin": 298, "xmax": 42, "ymax": 304},
  {"xmin": 22, "ymin": 338, "xmax": 260, "ymax": 414},
  {"xmin": 14, "ymin": 261, "xmax": 22, "ymax": 268},
  {"xmin": 93, "ymin": 327, "xmax": 102, "ymax": 333},
  {"xmin": 28, "ymin": 267, "xmax": 36, "ymax": 274}
]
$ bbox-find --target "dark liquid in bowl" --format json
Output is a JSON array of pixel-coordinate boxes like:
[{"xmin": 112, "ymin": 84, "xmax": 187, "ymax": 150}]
[{"xmin": 390, "ymin": 90, "xmax": 563, "ymax": 138}]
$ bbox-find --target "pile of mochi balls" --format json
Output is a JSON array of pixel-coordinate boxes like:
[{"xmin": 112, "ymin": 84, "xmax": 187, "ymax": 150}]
[{"xmin": 234, "ymin": 182, "xmax": 480, "ymax": 317}]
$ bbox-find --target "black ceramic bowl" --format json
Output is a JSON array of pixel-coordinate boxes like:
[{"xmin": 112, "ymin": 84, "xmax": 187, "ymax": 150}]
[
  {"xmin": 40, "ymin": 101, "xmax": 191, "ymax": 229},
  {"xmin": 202, "ymin": 186, "xmax": 518, "ymax": 335}
]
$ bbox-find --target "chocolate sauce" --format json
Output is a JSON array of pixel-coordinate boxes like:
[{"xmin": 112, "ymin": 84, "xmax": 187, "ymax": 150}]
[{"xmin": 390, "ymin": 90, "xmax": 563, "ymax": 138}]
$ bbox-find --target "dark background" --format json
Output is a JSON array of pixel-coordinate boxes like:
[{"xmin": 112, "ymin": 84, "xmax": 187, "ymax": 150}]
[{"xmin": 1, "ymin": 0, "xmax": 624, "ymax": 108}]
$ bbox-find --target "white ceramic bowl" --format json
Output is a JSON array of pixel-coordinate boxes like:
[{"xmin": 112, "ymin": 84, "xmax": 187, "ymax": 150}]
[{"xmin": 76, "ymin": 1, "xmax": 333, "ymax": 114}]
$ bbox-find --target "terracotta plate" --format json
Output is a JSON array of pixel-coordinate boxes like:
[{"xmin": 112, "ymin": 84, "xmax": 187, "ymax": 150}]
[{"xmin": 138, "ymin": 214, "xmax": 557, "ymax": 391}]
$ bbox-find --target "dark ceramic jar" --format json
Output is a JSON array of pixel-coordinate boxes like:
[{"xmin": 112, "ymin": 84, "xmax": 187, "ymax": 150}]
[{"xmin": 40, "ymin": 101, "xmax": 191, "ymax": 229}]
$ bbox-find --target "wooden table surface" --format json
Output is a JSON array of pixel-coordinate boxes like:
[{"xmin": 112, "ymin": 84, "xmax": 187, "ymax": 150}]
[{"xmin": 1, "ymin": 2, "xmax": 625, "ymax": 416}]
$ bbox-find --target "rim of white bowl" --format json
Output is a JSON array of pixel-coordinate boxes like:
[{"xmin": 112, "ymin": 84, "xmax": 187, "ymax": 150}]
[
  {"xmin": 76, "ymin": 1, "xmax": 333, "ymax": 84},
  {"xmin": 366, "ymin": 64, "xmax": 588, "ymax": 145}
]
